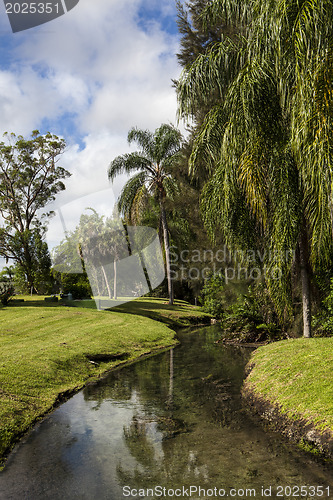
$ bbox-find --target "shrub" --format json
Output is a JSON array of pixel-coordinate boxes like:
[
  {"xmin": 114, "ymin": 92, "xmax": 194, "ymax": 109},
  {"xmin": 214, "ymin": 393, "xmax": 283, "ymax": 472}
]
[
  {"xmin": 313, "ymin": 278, "xmax": 333, "ymax": 337},
  {"xmin": 59, "ymin": 273, "xmax": 92, "ymax": 300},
  {"xmin": 222, "ymin": 284, "xmax": 285, "ymax": 343},
  {"xmin": 0, "ymin": 283, "xmax": 15, "ymax": 306},
  {"xmin": 201, "ymin": 273, "xmax": 225, "ymax": 318}
]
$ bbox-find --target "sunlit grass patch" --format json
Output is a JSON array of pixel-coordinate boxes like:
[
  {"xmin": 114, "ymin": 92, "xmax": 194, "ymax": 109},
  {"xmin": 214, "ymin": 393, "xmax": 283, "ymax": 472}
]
[{"xmin": 246, "ymin": 338, "xmax": 333, "ymax": 432}]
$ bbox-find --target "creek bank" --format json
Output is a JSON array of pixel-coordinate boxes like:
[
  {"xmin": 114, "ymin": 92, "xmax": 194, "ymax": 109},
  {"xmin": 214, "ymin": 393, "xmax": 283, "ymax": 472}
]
[
  {"xmin": 242, "ymin": 342, "xmax": 333, "ymax": 461},
  {"xmin": 242, "ymin": 381, "xmax": 333, "ymax": 459}
]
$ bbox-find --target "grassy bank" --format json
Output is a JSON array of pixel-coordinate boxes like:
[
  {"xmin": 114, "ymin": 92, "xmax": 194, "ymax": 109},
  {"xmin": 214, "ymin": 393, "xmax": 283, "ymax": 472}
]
[
  {"xmin": 244, "ymin": 338, "xmax": 333, "ymax": 443},
  {"xmin": 1, "ymin": 296, "xmax": 204, "ymax": 466},
  {"xmin": 109, "ymin": 297, "xmax": 212, "ymax": 327}
]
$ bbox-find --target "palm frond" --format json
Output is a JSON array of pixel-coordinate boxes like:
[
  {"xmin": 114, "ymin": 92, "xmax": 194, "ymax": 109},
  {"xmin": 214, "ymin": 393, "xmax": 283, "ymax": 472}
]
[
  {"xmin": 127, "ymin": 128, "xmax": 155, "ymax": 159},
  {"xmin": 108, "ymin": 153, "xmax": 152, "ymax": 181},
  {"xmin": 200, "ymin": 0, "xmax": 253, "ymax": 33},
  {"xmin": 154, "ymin": 124, "xmax": 182, "ymax": 165},
  {"xmin": 238, "ymin": 141, "xmax": 268, "ymax": 227},
  {"xmin": 189, "ymin": 104, "xmax": 227, "ymax": 178},
  {"xmin": 117, "ymin": 172, "xmax": 147, "ymax": 219},
  {"xmin": 162, "ymin": 175, "xmax": 180, "ymax": 201},
  {"xmin": 177, "ymin": 39, "xmax": 244, "ymax": 120}
]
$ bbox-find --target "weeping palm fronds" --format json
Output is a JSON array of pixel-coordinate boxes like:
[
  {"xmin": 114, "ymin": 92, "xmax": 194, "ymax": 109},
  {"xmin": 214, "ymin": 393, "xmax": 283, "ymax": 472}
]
[{"xmin": 177, "ymin": 0, "xmax": 333, "ymax": 336}]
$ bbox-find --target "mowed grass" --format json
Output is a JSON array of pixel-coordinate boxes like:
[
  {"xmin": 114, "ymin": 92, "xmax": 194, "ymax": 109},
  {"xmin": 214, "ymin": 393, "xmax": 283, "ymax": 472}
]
[
  {"xmin": 246, "ymin": 338, "xmax": 333, "ymax": 433},
  {"xmin": 10, "ymin": 295, "xmax": 212, "ymax": 327},
  {"xmin": 0, "ymin": 298, "xmax": 179, "ymax": 464},
  {"xmin": 110, "ymin": 297, "xmax": 212, "ymax": 327}
]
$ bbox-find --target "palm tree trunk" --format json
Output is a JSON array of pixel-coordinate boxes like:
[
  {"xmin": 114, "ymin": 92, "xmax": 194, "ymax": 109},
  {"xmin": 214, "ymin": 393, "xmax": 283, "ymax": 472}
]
[
  {"xmin": 93, "ymin": 266, "xmax": 101, "ymax": 296},
  {"xmin": 113, "ymin": 259, "xmax": 117, "ymax": 299},
  {"xmin": 299, "ymin": 227, "xmax": 311, "ymax": 338},
  {"xmin": 101, "ymin": 264, "xmax": 112, "ymax": 299},
  {"xmin": 138, "ymin": 250, "xmax": 153, "ymax": 293},
  {"xmin": 160, "ymin": 202, "xmax": 174, "ymax": 305}
]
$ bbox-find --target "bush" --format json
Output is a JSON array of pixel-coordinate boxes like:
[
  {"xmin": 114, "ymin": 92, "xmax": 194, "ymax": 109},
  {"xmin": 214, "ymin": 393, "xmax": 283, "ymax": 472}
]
[
  {"xmin": 60, "ymin": 273, "xmax": 92, "ymax": 300},
  {"xmin": 0, "ymin": 283, "xmax": 15, "ymax": 306},
  {"xmin": 201, "ymin": 273, "xmax": 225, "ymax": 318},
  {"xmin": 313, "ymin": 278, "xmax": 333, "ymax": 337},
  {"xmin": 221, "ymin": 284, "xmax": 285, "ymax": 343}
]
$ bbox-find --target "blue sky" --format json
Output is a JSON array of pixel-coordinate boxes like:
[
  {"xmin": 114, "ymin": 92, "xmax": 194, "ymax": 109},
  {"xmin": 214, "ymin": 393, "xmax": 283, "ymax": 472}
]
[{"xmin": 0, "ymin": 0, "xmax": 184, "ymax": 256}]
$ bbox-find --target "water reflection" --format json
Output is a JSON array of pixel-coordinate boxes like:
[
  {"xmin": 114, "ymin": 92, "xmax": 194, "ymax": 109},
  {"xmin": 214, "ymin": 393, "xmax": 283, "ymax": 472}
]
[{"xmin": 1, "ymin": 326, "xmax": 332, "ymax": 499}]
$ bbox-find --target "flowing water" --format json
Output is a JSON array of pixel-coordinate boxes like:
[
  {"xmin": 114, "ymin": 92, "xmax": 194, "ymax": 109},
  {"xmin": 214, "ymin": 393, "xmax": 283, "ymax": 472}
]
[{"xmin": 0, "ymin": 325, "xmax": 332, "ymax": 499}]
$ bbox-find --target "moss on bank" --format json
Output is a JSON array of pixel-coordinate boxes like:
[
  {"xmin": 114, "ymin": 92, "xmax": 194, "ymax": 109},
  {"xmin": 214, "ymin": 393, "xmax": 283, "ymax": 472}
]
[
  {"xmin": 0, "ymin": 296, "xmax": 207, "ymax": 467},
  {"xmin": 243, "ymin": 338, "xmax": 333, "ymax": 458}
]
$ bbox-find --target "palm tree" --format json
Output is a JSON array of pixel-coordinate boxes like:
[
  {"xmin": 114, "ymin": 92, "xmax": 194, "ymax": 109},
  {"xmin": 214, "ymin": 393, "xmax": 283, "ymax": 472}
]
[
  {"xmin": 108, "ymin": 124, "xmax": 183, "ymax": 305},
  {"xmin": 177, "ymin": 0, "xmax": 333, "ymax": 336}
]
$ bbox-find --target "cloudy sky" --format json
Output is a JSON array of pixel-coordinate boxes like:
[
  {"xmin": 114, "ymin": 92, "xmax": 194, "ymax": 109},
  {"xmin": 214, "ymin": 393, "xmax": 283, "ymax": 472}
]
[{"xmin": 0, "ymin": 0, "xmax": 184, "ymax": 252}]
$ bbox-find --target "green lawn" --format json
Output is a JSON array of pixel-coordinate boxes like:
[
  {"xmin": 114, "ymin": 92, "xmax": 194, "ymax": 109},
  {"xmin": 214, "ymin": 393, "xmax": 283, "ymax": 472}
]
[
  {"xmin": 109, "ymin": 296, "xmax": 212, "ymax": 327},
  {"xmin": 0, "ymin": 297, "xmax": 187, "ymax": 466},
  {"xmin": 245, "ymin": 338, "xmax": 333, "ymax": 433},
  {"xmin": 10, "ymin": 295, "xmax": 212, "ymax": 327}
]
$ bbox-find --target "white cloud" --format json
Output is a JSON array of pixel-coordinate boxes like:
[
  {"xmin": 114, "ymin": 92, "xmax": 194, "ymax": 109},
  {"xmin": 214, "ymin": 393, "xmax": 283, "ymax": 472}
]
[
  {"xmin": 0, "ymin": 0, "xmax": 183, "ymax": 268},
  {"xmin": 0, "ymin": 0, "xmax": 181, "ymax": 136}
]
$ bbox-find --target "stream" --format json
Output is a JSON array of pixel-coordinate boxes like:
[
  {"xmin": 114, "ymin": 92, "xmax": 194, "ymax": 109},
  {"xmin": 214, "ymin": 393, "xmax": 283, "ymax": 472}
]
[{"xmin": 0, "ymin": 325, "xmax": 332, "ymax": 499}]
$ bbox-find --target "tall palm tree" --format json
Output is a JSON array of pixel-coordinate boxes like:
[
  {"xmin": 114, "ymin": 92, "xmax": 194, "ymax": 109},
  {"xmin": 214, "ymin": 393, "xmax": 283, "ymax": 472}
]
[
  {"xmin": 177, "ymin": 0, "xmax": 333, "ymax": 336},
  {"xmin": 108, "ymin": 124, "xmax": 183, "ymax": 305}
]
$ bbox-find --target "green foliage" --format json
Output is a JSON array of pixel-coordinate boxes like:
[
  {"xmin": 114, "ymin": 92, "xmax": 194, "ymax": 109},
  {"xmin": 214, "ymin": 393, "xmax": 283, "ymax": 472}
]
[
  {"xmin": 201, "ymin": 273, "xmax": 225, "ymax": 318},
  {"xmin": 108, "ymin": 124, "xmax": 184, "ymax": 305},
  {"xmin": 108, "ymin": 124, "xmax": 183, "ymax": 223},
  {"xmin": 200, "ymin": 273, "xmax": 284, "ymax": 341},
  {"xmin": 313, "ymin": 278, "xmax": 333, "ymax": 337},
  {"xmin": 0, "ymin": 282, "xmax": 15, "ymax": 306},
  {"xmin": 222, "ymin": 284, "xmax": 285, "ymax": 343},
  {"xmin": 177, "ymin": 0, "xmax": 333, "ymax": 336},
  {"xmin": 52, "ymin": 210, "xmax": 135, "ymax": 299},
  {"xmin": 0, "ymin": 130, "xmax": 70, "ymax": 292},
  {"xmin": 60, "ymin": 273, "xmax": 92, "ymax": 300},
  {"xmin": 176, "ymin": 0, "xmax": 224, "ymax": 68},
  {"xmin": 12, "ymin": 228, "xmax": 55, "ymax": 294},
  {"xmin": 0, "ymin": 266, "xmax": 15, "ymax": 282}
]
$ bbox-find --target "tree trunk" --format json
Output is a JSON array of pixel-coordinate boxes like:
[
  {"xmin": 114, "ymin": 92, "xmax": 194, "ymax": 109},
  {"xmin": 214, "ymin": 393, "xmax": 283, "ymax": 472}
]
[
  {"xmin": 160, "ymin": 202, "xmax": 173, "ymax": 305},
  {"xmin": 138, "ymin": 250, "xmax": 153, "ymax": 294},
  {"xmin": 22, "ymin": 241, "xmax": 35, "ymax": 293},
  {"xmin": 299, "ymin": 227, "xmax": 311, "ymax": 338},
  {"xmin": 92, "ymin": 266, "xmax": 101, "ymax": 296},
  {"xmin": 101, "ymin": 265, "xmax": 112, "ymax": 299},
  {"xmin": 113, "ymin": 259, "xmax": 117, "ymax": 299}
]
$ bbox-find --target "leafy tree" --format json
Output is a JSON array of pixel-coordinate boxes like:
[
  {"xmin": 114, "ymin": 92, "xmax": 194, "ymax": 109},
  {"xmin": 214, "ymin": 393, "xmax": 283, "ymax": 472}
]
[
  {"xmin": 201, "ymin": 272, "xmax": 225, "ymax": 318},
  {"xmin": 176, "ymin": 0, "xmax": 224, "ymax": 68},
  {"xmin": 108, "ymin": 124, "xmax": 183, "ymax": 305},
  {"xmin": 0, "ymin": 130, "xmax": 70, "ymax": 292},
  {"xmin": 13, "ymin": 226, "xmax": 54, "ymax": 294},
  {"xmin": 59, "ymin": 272, "xmax": 92, "ymax": 300},
  {"xmin": 0, "ymin": 265, "xmax": 15, "ymax": 282},
  {"xmin": 177, "ymin": 0, "xmax": 333, "ymax": 337}
]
